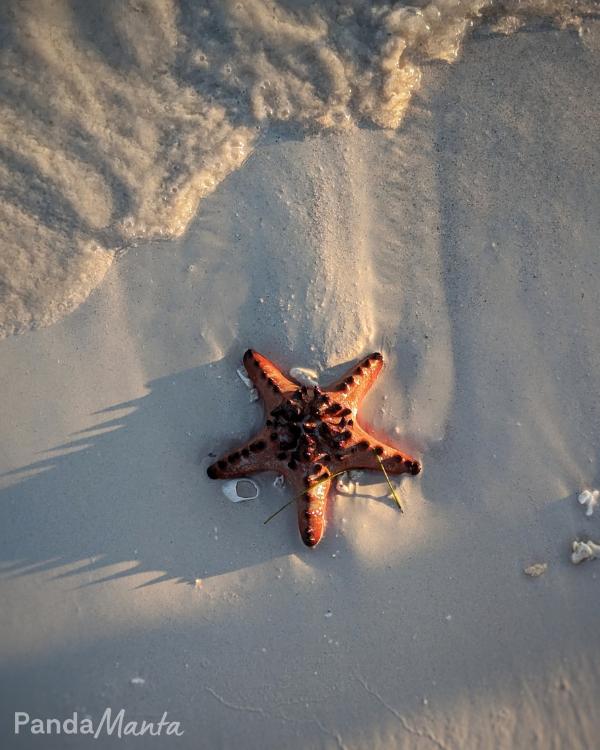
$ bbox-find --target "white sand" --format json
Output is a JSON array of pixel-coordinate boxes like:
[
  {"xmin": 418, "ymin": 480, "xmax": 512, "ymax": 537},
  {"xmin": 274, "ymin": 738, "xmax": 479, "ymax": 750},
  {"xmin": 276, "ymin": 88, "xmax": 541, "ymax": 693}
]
[{"xmin": 2, "ymin": 20, "xmax": 600, "ymax": 750}]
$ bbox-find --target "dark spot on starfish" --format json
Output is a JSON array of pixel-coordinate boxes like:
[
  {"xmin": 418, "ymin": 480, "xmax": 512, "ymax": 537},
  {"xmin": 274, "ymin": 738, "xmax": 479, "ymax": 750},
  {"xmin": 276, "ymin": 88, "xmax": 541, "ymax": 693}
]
[
  {"xmin": 339, "ymin": 430, "xmax": 352, "ymax": 441},
  {"xmin": 371, "ymin": 352, "xmax": 383, "ymax": 361},
  {"xmin": 217, "ymin": 460, "xmax": 227, "ymax": 469},
  {"xmin": 277, "ymin": 451, "xmax": 287, "ymax": 460},
  {"xmin": 243, "ymin": 349, "xmax": 253, "ymax": 361},
  {"xmin": 260, "ymin": 371, "xmax": 267, "ymax": 379},
  {"xmin": 345, "ymin": 376, "xmax": 355, "ymax": 386},
  {"xmin": 229, "ymin": 452, "xmax": 241, "ymax": 463},
  {"xmin": 292, "ymin": 389, "xmax": 303, "ymax": 401},
  {"xmin": 334, "ymin": 453, "xmax": 344, "ymax": 461},
  {"xmin": 340, "ymin": 407, "xmax": 352, "ymax": 417},
  {"xmin": 288, "ymin": 459, "xmax": 298, "ymax": 470},
  {"xmin": 267, "ymin": 377, "xmax": 274, "ymax": 386},
  {"xmin": 374, "ymin": 446, "xmax": 384, "ymax": 456},
  {"xmin": 272, "ymin": 384, "xmax": 281, "ymax": 394},
  {"xmin": 301, "ymin": 385, "xmax": 308, "ymax": 394},
  {"xmin": 313, "ymin": 463, "xmax": 322, "ymax": 473},
  {"xmin": 321, "ymin": 453, "xmax": 331, "ymax": 463},
  {"xmin": 241, "ymin": 448, "xmax": 250, "ymax": 458},
  {"xmin": 250, "ymin": 440, "xmax": 266, "ymax": 452},
  {"xmin": 270, "ymin": 433, "xmax": 277, "ymax": 441},
  {"xmin": 336, "ymin": 382, "xmax": 349, "ymax": 392},
  {"xmin": 409, "ymin": 460, "xmax": 422, "ymax": 475},
  {"xmin": 356, "ymin": 440, "xmax": 369, "ymax": 450},
  {"xmin": 266, "ymin": 419, "xmax": 273, "ymax": 426}
]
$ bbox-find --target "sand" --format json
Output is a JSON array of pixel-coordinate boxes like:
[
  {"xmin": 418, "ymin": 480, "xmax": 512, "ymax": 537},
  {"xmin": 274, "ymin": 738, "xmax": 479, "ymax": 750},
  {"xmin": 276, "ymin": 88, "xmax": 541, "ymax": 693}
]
[{"xmin": 2, "ymin": 17, "xmax": 600, "ymax": 750}]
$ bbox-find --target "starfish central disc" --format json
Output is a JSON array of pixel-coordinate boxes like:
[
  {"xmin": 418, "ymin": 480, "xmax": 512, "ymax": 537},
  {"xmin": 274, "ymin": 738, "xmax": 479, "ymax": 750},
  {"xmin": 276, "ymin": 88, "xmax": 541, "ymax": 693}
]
[{"xmin": 207, "ymin": 349, "xmax": 421, "ymax": 547}]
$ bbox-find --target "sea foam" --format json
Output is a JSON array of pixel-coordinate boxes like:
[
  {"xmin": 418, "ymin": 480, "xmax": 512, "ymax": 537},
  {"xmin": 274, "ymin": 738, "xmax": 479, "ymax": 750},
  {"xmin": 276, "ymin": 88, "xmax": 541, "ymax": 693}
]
[{"xmin": 1, "ymin": 0, "xmax": 598, "ymax": 337}]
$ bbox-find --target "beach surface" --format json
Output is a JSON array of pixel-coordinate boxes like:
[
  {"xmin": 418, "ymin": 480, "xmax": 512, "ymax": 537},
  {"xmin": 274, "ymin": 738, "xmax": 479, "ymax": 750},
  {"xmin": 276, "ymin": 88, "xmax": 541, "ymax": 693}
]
[{"xmin": 1, "ymin": 13, "xmax": 600, "ymax": 750}]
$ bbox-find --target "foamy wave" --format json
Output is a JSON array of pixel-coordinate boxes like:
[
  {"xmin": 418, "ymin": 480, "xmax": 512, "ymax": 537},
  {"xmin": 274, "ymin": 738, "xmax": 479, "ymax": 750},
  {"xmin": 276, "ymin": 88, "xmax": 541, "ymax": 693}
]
[{"xmin": 1, "ymin": 0, "xmax": 598, "ymax": 337}]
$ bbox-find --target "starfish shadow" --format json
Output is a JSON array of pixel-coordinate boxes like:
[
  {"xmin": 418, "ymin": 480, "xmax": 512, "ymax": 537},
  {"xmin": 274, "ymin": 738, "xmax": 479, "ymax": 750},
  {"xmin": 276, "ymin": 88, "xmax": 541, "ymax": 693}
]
[
  {"xmin": 0, "ymin": 354, "xmax": 413, "ymax": 589},
  {"xmin": 0, "ymin": 360, "xmax": 321, "ymax": 588}
]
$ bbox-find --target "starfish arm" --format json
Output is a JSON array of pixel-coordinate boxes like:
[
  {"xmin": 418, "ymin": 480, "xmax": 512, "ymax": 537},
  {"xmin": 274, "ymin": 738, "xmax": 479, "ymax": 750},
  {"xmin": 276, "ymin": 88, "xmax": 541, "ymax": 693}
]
[
  {"xmin": 242, "ymin": 349, "xmax": 298, "ymax": 411},
  {"xmin": 294, "ymin": 475, "xmax": 331, "ymax": 547},
  {"xmin": 332, "ymin": 424, "xmax": 422, "ymax": 476},
  {"xmin": 206, "ymin": 429, "xmax": 278, "ymax": 479},
  {"xmin": 327, "ymin": 352, "xmax": 385, "ymax": 408}
]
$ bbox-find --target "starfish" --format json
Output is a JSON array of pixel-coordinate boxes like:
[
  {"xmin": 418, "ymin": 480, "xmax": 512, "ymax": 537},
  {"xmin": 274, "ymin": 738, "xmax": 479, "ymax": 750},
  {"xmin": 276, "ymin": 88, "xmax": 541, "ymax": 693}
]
[{"xmin": 207, "ymin": 350, "xmax": 422, "ymax": 547}]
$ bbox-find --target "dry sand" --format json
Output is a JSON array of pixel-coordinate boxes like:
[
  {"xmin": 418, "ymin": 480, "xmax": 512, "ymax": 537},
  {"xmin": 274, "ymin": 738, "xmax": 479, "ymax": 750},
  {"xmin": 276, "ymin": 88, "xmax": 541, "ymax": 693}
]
[{"xmin": 2, "ymin": 20, "xmax": 600, "ymax": 750}]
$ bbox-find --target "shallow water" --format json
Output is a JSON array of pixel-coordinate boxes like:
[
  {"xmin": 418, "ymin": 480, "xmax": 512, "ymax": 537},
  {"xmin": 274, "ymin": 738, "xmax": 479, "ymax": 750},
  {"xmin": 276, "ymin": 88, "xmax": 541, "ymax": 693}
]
[{"xmin": 1, "ymin": 0, "xmax": 599, "ymax": 338}]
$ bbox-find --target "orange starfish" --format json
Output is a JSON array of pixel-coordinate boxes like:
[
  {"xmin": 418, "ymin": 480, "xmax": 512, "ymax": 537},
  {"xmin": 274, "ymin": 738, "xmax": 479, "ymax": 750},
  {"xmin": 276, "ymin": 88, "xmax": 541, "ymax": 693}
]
[{"xmin": 207, "ymin": 350, "xmax": 421, "ymax": 547}]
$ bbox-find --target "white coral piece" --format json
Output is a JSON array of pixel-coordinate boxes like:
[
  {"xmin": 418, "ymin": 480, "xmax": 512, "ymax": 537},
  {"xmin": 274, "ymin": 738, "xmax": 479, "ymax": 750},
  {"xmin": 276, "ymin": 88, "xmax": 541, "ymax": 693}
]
[
  {"xmin": 571, "ymin": 539, "xmax": 600, "ymax": 565},
  {"xmin": 578, "ymin": 489, "xmax": 599, "ymax": 517}
]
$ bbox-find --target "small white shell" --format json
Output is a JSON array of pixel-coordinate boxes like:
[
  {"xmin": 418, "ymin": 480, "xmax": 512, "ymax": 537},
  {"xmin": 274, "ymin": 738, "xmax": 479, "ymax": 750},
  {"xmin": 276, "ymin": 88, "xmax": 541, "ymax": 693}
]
[
  {"xmin": 222, "ymin": 479, "xmax": 260, "ymax": 503},
  {"xmin": 289, "ymin": 366, "xmax": 319, "ymax": 387},
  {"xmin": 237, "ymin": 367, "xmax": 258, "ymax": 402},
  {"xmin": 273, "ymin": 474, "xmax": 285, "ymax": 488}
]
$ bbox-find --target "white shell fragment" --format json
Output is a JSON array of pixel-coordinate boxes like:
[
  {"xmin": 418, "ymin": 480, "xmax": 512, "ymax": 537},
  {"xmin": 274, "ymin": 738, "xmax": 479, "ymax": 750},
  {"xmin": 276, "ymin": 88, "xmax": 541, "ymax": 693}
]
[
  {"xmin": 524, "ymin": 563, "xmax": 548, "ymax": 577},
  {"xmin": 273, "ymin": 474, "xmax": 285, "ymax": 488},
  {"xmin": 222, "ymin": 479, "xmax": 260, "ymax": 503},
  {"xmin": 571, "ymin": 539, "xmax": 600, "ymax": 565},
  {"xmin": 335, "ymin": 470, "xmax": 364, "ymax": 495},
  {"xmin": 289, "ymin": 367, "xmax": 319, "ymax": 387},
  {"xmin": 237, "ymin": 367, "xmax": 258, "ymax": 402},
  {"xmin": 578, "ymin": 489, "xmax": 599, "ymax": 517}
]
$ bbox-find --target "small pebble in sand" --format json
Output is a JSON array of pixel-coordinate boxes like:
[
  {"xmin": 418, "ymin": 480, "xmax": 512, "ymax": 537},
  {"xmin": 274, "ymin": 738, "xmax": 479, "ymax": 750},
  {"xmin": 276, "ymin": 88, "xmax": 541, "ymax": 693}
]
[
  {"xmin": 571, "ymin": 540, "xmax": 600, "ymax": 565},
  {"xmin": 289, "ymin": 366, "xmax": 319, "ymax": 387},
  {"xmin": 130, "ymin": 677, "xmax": 145, "ymax": 686},
  {"xmin": 578, "ymin": 489, "xmax": 599, "ymax": 517},
  {"xmin": 524, "ymin": 563, "xmax": 548, "ymax": 577}
]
